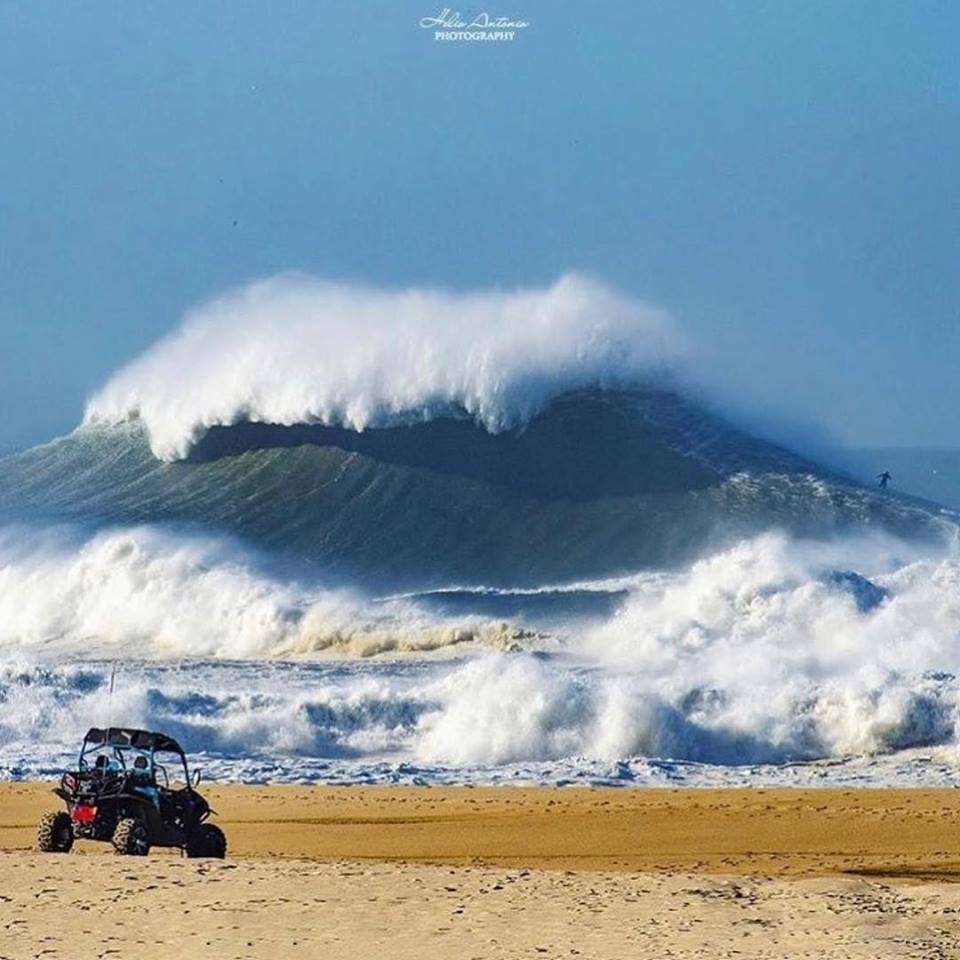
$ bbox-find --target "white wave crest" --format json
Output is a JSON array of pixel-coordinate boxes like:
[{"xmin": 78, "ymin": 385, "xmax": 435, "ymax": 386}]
[
  {"xmin": 83, "ymin": 272, "xmax": 682, "ymax": 461},
  {"xmin": 0, "ymin": 524, "xmax": 526, "ymax": 659}
]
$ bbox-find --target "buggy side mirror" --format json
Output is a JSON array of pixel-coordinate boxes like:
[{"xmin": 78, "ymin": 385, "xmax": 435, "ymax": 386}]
[{"xmin": 192, "ymin": 768, "xmax": 202, "ymax": 788}]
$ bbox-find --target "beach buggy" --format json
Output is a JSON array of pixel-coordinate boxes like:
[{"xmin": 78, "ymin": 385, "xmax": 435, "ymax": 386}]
[{"xmin": 36, "ymin": 727, "xmax": 226, "ymax": 858}]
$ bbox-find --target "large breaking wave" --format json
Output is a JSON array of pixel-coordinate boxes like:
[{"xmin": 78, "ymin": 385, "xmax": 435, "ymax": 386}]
[
  {"xmin": 3, "ymin": 271, "xmax": 959, "ymax": 785},
  {"xmin": 3, "ymin": 272, "xmax": 948, "ymax": 589}
]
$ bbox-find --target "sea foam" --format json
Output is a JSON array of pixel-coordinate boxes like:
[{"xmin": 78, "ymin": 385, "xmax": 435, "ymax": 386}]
[
  {"xmin": 2, "ymin": 522, "xmax": 960, "ymax": 776},
  {"xmin": 0, "ymin": 524, "xmax": 522, "ymax": 659}
]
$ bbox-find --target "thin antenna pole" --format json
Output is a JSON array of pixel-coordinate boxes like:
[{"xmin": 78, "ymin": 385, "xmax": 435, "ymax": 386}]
[{"xmin": 107, "ymin": 664, "xmax": 117, "ymax": 735}]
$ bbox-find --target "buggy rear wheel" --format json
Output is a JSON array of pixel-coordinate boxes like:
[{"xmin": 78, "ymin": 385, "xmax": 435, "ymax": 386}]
[
  {"xmin": 36, "ymin": 811, "xmax": 73, "ymax": 853},
  {"xmin": 112, "ymin": 817, "xmax": 150, "ymax": 856},
  {"xmin": 186, "ymin": 823, "xmax": 226, "ymax": 859}
]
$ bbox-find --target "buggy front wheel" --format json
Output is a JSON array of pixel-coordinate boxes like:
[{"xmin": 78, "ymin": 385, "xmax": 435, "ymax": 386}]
[
  {"xmin": 37, "ymin": 811, "xmax": 73, "ymax": 853},
  {"xmin": 186, "ymin": 823, "xmax": 226, "ymax": 859},
  {"xmin": 112, "ymin": 817, "xmax": 150, "ymax": 856}
]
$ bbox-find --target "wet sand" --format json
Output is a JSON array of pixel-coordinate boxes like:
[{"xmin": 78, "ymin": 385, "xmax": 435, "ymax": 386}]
[
  {"xmin": 2, "ymin": 783, "xmax": 960, "ymax": 958},
  {"xmin": 5, "ymin": 783, "xmax": 960, "ymax": 877}
]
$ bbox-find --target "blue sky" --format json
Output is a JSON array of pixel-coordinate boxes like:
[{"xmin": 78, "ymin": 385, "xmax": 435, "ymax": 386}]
[{"xmin": 1, "ymin": 0, "xmax": 958, "ymax": 451}]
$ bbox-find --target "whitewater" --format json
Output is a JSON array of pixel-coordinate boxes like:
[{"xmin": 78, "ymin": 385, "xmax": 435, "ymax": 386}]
[
  {"xmin": 3, "ymin": 272, "xmax": 960, "ymax": 787},
  {"xmin": 2, "ymin": 523, "xmax": 960, "ymax": 786}
]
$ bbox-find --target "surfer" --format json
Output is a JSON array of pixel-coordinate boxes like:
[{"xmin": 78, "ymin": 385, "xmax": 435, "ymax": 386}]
[{"xmin": 877, "ymin": 471, "xmax": 892, "ymax": 490}]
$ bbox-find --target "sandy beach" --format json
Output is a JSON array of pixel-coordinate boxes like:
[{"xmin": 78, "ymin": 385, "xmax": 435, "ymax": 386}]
[{"xmin": 2, "ymin": 784, "xmax": 960, "ymax": 958}]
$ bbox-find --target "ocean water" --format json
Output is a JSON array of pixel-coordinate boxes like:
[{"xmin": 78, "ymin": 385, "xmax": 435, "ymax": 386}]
[{"xmin": 2, "ymin": 273, "xmax": 959, "ymax": 786}]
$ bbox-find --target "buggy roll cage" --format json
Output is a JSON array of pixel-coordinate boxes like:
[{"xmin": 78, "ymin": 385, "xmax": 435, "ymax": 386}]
[{"xmin": 79, "ymin": 727, "xmax": 196, "ymax": 789}]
